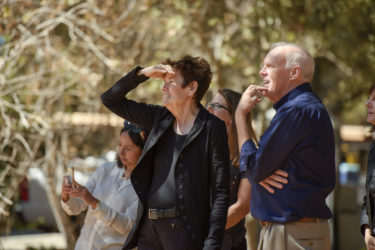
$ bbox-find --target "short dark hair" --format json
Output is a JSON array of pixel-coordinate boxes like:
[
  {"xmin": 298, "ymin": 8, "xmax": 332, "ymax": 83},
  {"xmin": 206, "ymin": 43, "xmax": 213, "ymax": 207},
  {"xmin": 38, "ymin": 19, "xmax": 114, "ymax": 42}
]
[{"xmin": 164, "ymin": 55, "xmax": 212, "ymax": 104}]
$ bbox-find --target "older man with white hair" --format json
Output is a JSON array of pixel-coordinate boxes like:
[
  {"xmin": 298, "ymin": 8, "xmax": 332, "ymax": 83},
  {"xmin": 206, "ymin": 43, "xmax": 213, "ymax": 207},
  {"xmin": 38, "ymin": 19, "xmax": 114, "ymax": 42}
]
[{"xmin": 236, "ymin": 42, "xmax": 335, "ymax": 250}]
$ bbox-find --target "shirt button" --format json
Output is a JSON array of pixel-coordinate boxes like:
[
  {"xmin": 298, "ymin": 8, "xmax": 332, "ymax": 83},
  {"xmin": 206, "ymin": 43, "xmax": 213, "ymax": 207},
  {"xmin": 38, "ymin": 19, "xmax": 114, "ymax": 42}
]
[
  {"xmin": 191, "ymin": 234, "xmax": 196, "ymax": 239},
  {"xmin": 178, "ymin": 185, "xmax": 184, "ymax": 189},
  {"xmin": 179, "ymin": 205, "xmax": 184, "ymax": 210},
  {"xmin": 134, "ymin": 181, "xmax": 138, "ymax": 185},
  {"xmin": 182, "ymin": 216, "xmax": 188, "ymax": 220},
  {"xmin": 187, "ymin": 225, "xmax": 191, "ymax": 230},
  {"xmin": 178, "ymin": 194, "xmax": 183, "ymax": 199},
  {"xmin": 178, "ymin": 174, "xmax": 184, "ymax": 179}
]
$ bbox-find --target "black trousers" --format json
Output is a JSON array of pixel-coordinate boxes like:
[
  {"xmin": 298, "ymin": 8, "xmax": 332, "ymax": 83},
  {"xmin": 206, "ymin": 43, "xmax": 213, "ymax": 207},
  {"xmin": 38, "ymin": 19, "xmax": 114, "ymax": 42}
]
[
  {"xmin": 138, "ymin": 216, "xmax": 199, "ymax": 250},
  {"xmin": 221, "ymin": 227, "xmax": 247, "ymax": 250},
  {"xmin": 221, "ymin": 236, "xmax": 247, "ymax": 250}
]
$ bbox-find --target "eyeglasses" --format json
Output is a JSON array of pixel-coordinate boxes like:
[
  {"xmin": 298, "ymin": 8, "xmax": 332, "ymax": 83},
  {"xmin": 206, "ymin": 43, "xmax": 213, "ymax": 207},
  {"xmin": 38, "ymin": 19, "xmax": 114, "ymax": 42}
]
[
  {"xmin": 124, "ymin": 120, "xmax": 147, "ymax": 141},
  {"xmin": 206, "ymin": 102, "xmax": 230, "ymax": 112},
  {"xmin": 124, "ymin": 120, "xmax": 143, "ymax": 132}
]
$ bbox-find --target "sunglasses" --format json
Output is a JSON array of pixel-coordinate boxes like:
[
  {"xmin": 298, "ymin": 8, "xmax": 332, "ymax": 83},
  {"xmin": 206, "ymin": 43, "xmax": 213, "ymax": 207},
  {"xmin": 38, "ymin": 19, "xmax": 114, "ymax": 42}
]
[
  {"xmin": 206, "ymin": 102, "xmax": 230, "ymax": 112},
  {"xmin": 124, "ymin": 121, "xmax": 146, "ymax": 141}
]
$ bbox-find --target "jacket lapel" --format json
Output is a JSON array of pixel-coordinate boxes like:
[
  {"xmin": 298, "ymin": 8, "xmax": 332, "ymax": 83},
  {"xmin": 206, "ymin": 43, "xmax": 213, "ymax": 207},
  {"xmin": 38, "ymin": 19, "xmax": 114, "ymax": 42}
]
[
  {"xmin": 137, "ymin": 112, "xmax": 174, "ymax": 163},
  {"xmin": 181, "ymin": 105, "xmax": 208, "ymax": 150},
  {"xmin": 143, "ymin": 105, "xmax": 208, "ymax": 155}
]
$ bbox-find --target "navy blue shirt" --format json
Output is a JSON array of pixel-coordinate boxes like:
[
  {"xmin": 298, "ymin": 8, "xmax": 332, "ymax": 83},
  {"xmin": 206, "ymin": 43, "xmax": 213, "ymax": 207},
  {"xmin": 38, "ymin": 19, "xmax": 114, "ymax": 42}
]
[{"xmin": 239, "ymin": 83, "xmax": 335, "ymax": 223}]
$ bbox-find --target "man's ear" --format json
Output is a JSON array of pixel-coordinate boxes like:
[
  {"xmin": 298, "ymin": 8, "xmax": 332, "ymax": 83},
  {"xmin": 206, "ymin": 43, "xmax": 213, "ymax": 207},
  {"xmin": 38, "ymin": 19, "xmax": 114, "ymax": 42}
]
[
  {"xmin": 290, "ymin": 66, "xmax": 301, "ymax": 80},
  {"xmin": 188, "ymin": 81, "xmax": 198, "ymax": 96}
]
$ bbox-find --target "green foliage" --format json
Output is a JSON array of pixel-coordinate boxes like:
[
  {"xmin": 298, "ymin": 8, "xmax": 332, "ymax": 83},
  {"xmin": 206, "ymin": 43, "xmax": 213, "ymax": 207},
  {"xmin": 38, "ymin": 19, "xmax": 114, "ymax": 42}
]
[
  {"xmin": 0, "ymin": 1, "xmax": 374, "ymax": 236},
  {"xmin": 0, "ymin": 0, "xmax": 373, "ymax": 158}
]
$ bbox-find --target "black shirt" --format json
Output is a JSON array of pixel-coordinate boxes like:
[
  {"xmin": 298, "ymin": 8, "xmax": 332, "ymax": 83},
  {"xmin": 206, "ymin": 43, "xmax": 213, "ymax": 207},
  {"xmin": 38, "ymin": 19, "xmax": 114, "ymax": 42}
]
[{"xmin": 148, "ymin": 125, "xmax": 187, "ymax": 208}]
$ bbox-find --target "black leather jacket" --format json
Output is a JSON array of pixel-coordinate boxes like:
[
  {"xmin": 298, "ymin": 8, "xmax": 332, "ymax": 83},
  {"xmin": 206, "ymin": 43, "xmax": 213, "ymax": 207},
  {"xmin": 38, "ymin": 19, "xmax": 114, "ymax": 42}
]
[
  {"xmin": 101, "ymin": 67, "xmax": 230, "ymax": 250},
  {"xmin": 361, "ymin": 142, "xmax": 375, "ymax": 236}
]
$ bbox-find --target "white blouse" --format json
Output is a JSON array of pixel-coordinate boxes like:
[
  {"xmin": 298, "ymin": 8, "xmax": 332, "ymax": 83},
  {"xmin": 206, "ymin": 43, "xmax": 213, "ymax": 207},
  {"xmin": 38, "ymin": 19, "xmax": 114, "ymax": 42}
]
[{"xmin": 61, "ymin": 161, "xmax": 138, "ymax": 250}]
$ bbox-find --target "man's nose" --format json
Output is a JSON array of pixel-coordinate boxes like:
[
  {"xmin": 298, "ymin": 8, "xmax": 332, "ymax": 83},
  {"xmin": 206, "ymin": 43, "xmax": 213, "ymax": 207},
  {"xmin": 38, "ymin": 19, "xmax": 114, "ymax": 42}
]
[
  {"xmin": 259, "ymin": 67, "xmax": 266, "ymax": 76},
  {"xmin": 366, "ymin": 100, "xmax": 372, "ymax": 108},
  {"xmin": 162, "ymin": 82, "xmax": 168, "ymax": 91}
]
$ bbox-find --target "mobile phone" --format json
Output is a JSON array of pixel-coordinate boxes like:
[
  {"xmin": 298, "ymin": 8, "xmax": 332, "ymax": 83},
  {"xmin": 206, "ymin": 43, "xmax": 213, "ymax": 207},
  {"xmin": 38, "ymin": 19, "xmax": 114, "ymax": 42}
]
[{"xmin": 64, "ymin": 175, "xmax": 72, "ymax": 185}]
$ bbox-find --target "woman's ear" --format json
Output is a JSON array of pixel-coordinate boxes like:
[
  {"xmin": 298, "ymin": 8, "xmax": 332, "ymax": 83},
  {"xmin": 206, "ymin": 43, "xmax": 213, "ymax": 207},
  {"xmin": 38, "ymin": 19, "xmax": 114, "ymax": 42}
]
[{"xmin": 189, "ymin": 81, "xmax": 198, "ymax": 96}]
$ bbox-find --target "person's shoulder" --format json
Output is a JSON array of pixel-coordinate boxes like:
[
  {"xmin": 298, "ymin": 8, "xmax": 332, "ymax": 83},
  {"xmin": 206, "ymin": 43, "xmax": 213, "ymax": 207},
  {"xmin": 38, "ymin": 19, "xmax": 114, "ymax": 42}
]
[
  {"xmin": 195, "ymin": 105, "xmax": 225, "ymax": 128},
  {"xmin": 89, "ymin": 161, "xmax": 120, "ymax": 183},
  {"xmin": 97, "ymin": 161, "xmax": 118, "ymax": 173},
  {"xmin": 295, "ymin": 91, "xmax": 319, "ymax": 104},
  {"xmin": 152, "ymin": 105, "xmax": 173, "ymax": 120},
  {"xmin": 99, "ymin": 161, "xmax": 116, "ymax": 167},
  {"xmin": 206, "ymin": 111, "xmax": 226, "ymax": 127},
  {"xmin": 284, "ymin": 92, "xmax": 323, "ymax": 113}
]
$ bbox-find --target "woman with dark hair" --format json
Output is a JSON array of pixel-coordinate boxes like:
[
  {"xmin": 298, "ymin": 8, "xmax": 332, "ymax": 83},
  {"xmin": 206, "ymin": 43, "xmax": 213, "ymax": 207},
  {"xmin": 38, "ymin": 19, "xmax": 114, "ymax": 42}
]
[
  {"xmin": 101, "ymin": 56, "xmax": 230, "ymax": 250},
  {"xmin": 61, "ymin": 121, "xmax": 148, "ymax": 250},
  {"xmin": 207, "ymin": 89, "xmax": 288, "ymax": 250},
  {"xmin": 361, "ymin": 83, "xmax": 375, "ymax": 250}
]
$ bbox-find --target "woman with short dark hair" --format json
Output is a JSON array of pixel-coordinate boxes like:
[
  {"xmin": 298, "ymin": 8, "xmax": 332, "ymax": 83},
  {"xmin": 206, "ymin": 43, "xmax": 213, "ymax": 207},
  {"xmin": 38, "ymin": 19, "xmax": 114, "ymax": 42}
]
[{"xmin": 101, "ymin": 55, "xmax": 230, "ymax": 250}]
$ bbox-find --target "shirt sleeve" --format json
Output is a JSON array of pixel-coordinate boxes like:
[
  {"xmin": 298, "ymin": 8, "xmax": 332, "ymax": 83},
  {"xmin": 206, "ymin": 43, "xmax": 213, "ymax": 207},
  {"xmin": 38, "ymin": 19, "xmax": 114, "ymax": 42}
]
[
  {"xmin": 239, "ymin": 106, "xmax": 316, "ymax": 183},
  {"xmin": 240, "ymin": 169, "xmax": 251, "ymax": 180},
  {"xmin": 239, "ymin": 140, "xmax": 257, "ymax": 174},
  {"xmin": 100, "ymin": 66, "xmax": 165, "ymax": 130},
  {"xmin": 61, "ymin": 197, "xmax": 88, "ymax": 216},
  {"xmin": 91, "ymin": 197, "xmax": 139, "ymax": 235}
]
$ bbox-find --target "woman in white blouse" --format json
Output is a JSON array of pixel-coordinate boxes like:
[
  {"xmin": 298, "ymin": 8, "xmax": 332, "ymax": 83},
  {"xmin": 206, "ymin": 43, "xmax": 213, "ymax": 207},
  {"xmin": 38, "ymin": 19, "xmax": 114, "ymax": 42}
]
[{"xmin": 61, "ymin": 121, "xmax": 148, "ymax": 250}]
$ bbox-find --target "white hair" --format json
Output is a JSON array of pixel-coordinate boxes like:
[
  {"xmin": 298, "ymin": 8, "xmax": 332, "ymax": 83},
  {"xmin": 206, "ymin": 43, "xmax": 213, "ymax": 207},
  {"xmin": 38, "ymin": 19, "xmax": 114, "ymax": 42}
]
[{"xmin": 271, "ymin": 42, "xmax": 315, "ymax": 81}]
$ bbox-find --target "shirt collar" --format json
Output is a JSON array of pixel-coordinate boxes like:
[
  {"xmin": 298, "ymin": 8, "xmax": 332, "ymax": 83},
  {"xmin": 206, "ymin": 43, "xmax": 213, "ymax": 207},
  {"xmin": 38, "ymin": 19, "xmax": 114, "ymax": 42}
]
[{"xmin": 273, "ymin": 82, "xmax": 312, "ymax": 110}]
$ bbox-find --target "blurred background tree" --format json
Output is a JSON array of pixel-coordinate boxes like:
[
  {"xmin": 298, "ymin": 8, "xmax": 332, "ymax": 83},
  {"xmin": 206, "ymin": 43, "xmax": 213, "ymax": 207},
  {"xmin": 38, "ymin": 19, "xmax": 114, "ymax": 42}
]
[{"xmin": 0, "ymin": 0, "xmax": 374, "ymax": 248}]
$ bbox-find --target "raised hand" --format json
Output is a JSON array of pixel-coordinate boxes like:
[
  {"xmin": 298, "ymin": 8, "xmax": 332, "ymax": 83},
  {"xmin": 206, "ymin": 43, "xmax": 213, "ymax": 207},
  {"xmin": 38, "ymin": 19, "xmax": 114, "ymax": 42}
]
[
  {"xmin": 138, "ymin": 64, "xmax": 175, "ymax": 79},
  {"xmin": 236, "ymin": 85, "xmax": 268, "ymax": 115},
  {"xmin": 61, "ymin": 176, "xmax": 73, "ymax": 202},
  {"xmin": 260, "ymin": 169, "xmax": 288, "ymax": 194},
  {"xmin": 69, "ymin": 180, "xmax": 98, "ymax": 209}
]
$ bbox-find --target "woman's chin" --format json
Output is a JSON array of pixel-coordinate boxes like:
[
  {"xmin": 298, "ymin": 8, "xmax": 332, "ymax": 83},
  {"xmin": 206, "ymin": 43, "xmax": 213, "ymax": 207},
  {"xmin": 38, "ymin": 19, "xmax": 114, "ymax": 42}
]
[
  {"xmin": 162, "ymin": 99, "xmax": 169, "ymax": 106},
  {"xmin": 121, "ymin": 160, "xmax": 127, "ymax": 167}
]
